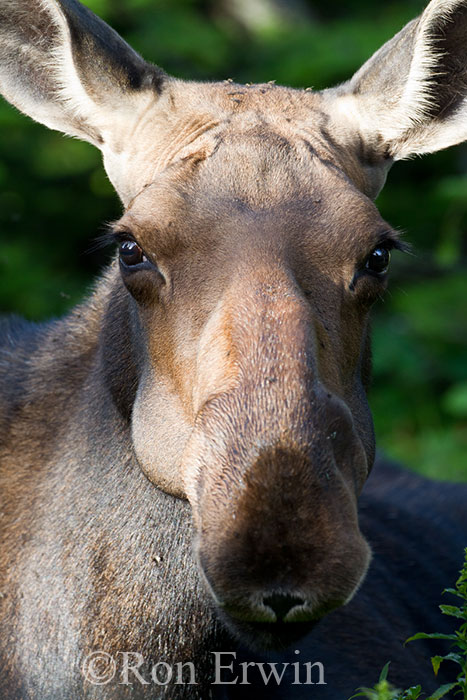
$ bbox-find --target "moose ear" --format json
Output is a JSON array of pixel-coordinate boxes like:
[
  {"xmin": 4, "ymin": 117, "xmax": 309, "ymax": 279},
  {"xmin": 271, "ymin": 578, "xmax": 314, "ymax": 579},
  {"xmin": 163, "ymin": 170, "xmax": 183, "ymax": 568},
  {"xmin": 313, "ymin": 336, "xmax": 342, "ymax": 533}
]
[
  {"xmin": 330, "ymin": 0, "xmax": 467, "ymax": 168},
  {"xmin": 0, "ymin": 0, "xmax": 165, "ymax": 149}
]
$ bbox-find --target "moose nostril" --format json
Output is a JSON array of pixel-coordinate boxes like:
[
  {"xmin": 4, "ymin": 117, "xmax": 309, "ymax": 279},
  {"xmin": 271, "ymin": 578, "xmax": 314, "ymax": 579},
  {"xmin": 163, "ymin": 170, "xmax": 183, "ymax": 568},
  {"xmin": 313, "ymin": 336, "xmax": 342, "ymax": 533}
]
[{"xmin": 263, "ymin": 593, "xmax": 305, "ymax": 621}]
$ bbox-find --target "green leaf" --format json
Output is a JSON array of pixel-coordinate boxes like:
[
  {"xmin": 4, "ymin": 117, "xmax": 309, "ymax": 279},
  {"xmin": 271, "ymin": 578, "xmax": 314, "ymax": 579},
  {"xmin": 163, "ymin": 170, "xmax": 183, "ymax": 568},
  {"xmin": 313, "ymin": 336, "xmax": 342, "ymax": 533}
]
[
  {"xmin": 452, "ymin": 638, "xmax": 467, "ymax": 652},
  {"xmin": 348, "ymin": 688, "xmax": 374, "ymax": 699},
  {"xmin": 406, "ymin": 632, "xmax": 458, "ymax": 644},
  {"xmin": 439, "ymin": 605, "xmax": 467, "ymax": 620},
  {"xmin": 443, "ymin": 588, "xmax": 459, "ymax": 597},
  {"xmin": 427, "ymin": 682, "xmax": 457, "ymax": 699},
  {"xmin": 379, "ymin": 662, "xmax": 391, "ymax": 683},
  {"xmin": 431, "ymin": 656, "xmax": 444, "ymax": 676},
  {"xmin": 442, "ymin": 651, "xmax": 464, "ymax": 666},
  {"xmin": 401, "ymin": 687, "xmax": 423, "ymax": 700}
]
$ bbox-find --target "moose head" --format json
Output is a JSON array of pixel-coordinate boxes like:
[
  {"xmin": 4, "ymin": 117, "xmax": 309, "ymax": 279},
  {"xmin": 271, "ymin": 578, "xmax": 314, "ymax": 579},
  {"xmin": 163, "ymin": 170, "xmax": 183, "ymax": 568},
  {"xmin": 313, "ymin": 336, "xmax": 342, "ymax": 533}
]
[{"xmin": 1, "ymin": 0, "xmax": 466, "ymax": 649}]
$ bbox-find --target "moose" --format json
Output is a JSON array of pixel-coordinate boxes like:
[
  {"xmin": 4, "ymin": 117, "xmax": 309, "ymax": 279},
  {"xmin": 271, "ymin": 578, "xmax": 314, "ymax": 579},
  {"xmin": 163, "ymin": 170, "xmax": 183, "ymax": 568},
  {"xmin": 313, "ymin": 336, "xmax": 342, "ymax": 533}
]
[{"xmin": 0, "ymin": 0, "xmax": 466, "ymax": 697}]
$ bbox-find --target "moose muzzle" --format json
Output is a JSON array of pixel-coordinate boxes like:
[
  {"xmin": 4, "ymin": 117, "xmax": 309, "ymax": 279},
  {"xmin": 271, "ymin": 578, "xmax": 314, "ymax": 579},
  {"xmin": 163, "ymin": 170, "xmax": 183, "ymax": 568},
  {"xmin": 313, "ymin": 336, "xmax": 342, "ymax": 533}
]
[{"xmin": 182, "ymin": 270, "xmax": 372, "ymax": 648}]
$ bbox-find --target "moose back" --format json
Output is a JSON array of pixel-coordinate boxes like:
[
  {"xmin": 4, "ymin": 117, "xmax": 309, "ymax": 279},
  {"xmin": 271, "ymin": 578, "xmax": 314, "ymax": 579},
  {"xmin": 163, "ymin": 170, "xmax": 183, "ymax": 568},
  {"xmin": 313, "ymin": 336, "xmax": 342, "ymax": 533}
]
[{"xmin": 0, "ymin": 0, "xmax": 466, "ymax": 698}]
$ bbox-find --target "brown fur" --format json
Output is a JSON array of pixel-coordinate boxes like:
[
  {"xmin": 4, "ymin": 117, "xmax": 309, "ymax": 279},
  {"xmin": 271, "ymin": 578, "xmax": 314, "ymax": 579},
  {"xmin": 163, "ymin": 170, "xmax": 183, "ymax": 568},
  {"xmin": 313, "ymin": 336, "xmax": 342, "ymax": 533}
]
[{"xmin": 1, "ymin": 1, "xmax": 467, "ymax": 697}]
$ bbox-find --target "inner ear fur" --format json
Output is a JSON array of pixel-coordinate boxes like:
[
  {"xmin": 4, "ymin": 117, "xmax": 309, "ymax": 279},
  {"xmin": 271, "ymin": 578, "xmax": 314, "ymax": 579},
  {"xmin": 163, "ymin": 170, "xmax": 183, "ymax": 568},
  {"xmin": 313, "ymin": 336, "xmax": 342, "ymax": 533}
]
[
  {"xmin": 332, "ymin": 0, "xmax": 467, "ymax": 161},
  {"xmin": 0, "ymin": 0, "xmax": 165, "ymax": 146}
]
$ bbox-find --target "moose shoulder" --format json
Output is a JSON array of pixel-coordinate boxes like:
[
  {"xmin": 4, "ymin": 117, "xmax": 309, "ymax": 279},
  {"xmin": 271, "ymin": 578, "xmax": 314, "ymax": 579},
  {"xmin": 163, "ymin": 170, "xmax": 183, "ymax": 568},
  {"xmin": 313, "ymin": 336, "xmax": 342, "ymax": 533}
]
[{"xmin": 0, "ymin": 0, "xmax": 466, "ymax": 698}]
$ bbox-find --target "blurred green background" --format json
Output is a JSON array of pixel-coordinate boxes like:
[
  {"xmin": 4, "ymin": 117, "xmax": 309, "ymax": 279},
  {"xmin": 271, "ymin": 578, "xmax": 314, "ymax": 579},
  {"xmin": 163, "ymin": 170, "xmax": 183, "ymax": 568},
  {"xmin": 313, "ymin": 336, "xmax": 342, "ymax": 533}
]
[{"xmin": 0, "ymin": 0, "xmax": 465, "ymax": 481}]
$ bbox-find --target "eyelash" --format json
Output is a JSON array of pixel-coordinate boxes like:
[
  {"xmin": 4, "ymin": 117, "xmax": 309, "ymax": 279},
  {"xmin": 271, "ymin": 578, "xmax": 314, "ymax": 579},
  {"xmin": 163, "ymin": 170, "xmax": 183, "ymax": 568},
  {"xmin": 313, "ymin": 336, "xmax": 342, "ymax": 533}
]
[
  {"xmin": 348, "ymin": 237, "xmax": 409, "ymax": 291},
  {"xmin": 97, "ymin": 230, "xmax": 147, "ymax": 257},
  {"xmin": 93, "ymin": 230, "xmax": 134, "ymax": 251}
]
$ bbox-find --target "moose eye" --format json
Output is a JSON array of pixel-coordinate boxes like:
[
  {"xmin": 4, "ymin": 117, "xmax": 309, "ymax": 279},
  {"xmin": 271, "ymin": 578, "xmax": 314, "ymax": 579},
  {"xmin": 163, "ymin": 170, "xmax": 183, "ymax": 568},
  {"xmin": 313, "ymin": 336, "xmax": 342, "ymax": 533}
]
[
  {"xmin": 119, "ymin": 240, "xmax": 147, "ymax": 267},
  {"xmin": 365, "ymin": 246, "xmax": 391, "ymax": 275}
]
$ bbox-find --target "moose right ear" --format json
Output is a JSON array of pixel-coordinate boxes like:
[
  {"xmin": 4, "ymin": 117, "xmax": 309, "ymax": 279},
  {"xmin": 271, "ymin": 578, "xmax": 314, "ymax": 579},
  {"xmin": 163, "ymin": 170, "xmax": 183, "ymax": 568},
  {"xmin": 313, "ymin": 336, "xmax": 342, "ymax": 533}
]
[
  {"xmin": 325, "ymin": 0, "xmax": 467, "ymax": 196},
  {"xmin": 0, "ymin": 0, "xmax": 165, "ymax": 189}
]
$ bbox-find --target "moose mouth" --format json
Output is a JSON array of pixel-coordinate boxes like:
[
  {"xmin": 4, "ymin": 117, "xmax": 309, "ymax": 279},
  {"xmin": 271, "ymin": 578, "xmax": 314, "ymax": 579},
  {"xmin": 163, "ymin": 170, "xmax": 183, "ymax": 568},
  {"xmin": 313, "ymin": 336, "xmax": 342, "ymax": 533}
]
[
  {"xmin": 210, "ymin": 592, "xmax": 346, "ymax": 650},
  {"xmin": 218, "ymin": 613, "xmax": 322, "ymax": 650}
]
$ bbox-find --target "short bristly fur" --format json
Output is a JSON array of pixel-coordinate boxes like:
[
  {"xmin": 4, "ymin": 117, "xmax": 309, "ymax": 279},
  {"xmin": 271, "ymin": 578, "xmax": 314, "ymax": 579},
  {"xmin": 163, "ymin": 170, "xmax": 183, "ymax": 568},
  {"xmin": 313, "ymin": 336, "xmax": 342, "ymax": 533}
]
[{"xmin": 0, "ymin": 1, "xmax": 467, "ymax": 698}]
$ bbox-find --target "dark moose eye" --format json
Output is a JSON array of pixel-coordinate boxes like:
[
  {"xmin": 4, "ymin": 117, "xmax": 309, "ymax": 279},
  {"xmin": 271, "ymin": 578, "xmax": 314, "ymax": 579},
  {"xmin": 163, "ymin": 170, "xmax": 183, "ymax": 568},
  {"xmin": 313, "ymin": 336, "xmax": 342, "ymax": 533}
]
[
  {"xmin": 365, "ymin": 246, "xmax": 391, "ymax": 275},
  {"xmin": 119, "ymin": 240, "xmax": 146, "ymax": 267}
]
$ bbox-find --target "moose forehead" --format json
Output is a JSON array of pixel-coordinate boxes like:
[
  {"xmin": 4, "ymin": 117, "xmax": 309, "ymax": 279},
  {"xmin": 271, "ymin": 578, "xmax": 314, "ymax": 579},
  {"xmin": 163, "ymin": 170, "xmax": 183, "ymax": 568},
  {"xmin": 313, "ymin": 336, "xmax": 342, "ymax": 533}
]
[{"xmin": 117, "ymin": 84, "xmax": 392, "ymax": 272}]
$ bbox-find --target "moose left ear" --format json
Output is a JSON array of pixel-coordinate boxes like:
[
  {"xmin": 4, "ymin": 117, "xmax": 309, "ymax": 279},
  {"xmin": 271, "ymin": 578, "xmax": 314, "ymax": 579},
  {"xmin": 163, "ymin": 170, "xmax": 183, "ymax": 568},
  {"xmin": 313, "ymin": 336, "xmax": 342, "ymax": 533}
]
[
  {"xmin": 0, "ymin": 0, "xmax": 168, "ymax": 203},
  {"xmin": 326, "ymin": 0, "xmax": 467, "ymax": 194}
]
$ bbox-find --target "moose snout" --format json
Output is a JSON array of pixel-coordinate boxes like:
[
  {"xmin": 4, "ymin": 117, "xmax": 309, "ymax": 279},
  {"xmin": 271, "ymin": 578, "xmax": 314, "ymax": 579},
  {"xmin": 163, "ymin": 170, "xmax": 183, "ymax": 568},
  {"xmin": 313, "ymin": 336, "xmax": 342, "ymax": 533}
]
[
  {"xmin": 182, "ymin": 274, "xmax": 372, "ymax": 647},
  {"xmin": 196, "ymin": 453, "xmax": 370, "ymax": 629},
  {"xmin": 184, "ymin": 387, "xmax": 371, "ymax": 648}
]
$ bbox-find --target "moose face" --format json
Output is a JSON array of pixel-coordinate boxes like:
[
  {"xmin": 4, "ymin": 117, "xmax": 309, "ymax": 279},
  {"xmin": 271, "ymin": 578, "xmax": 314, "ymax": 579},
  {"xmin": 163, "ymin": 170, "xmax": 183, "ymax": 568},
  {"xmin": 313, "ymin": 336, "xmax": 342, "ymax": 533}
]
[
  {"xmin": 112, "ymin": 85, "xmax": 402, "ymax": 646},
  {"xmin": 2, "ymin": 0, "xmax": 467, "ymax": 650}
]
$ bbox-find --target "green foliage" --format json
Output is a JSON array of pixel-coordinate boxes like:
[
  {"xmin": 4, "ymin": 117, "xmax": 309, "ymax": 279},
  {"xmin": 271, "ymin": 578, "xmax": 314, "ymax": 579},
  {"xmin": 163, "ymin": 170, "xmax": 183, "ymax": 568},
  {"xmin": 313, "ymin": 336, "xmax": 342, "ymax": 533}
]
[
  {"xmin": 371, "ymin": 269, "xmax": 467, "ymax": 482},
  {"xmin": 407, "ymin": 548, "xmax": 467, "ymax": 699},
  {"xmin": 350, "ymin": 662, "xmax": 424, "ymax": 700},
  {"xmin": 350, "ymin": 548, "xmax": 467, "ymax": 700},
  {"xmin": 0, "ymin": 0, "xmax": 465, "ymax": 482}
]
